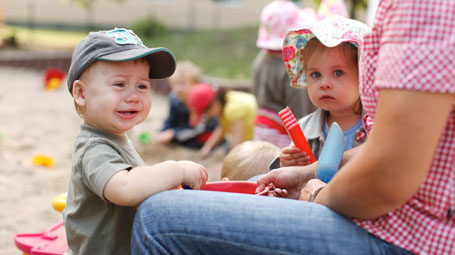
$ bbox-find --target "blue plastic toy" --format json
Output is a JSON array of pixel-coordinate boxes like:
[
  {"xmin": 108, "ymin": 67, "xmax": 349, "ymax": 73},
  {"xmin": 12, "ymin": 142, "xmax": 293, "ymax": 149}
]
[{"xmin": 316, "ymin": 122, "xmax": 345, "ymax": 183}]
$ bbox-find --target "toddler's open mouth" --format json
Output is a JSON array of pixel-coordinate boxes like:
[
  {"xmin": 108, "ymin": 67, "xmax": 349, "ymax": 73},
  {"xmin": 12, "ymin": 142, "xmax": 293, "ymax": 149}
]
[{"xmin": 117, "ymin": 110, "xmax": 138, "ymax": 119}]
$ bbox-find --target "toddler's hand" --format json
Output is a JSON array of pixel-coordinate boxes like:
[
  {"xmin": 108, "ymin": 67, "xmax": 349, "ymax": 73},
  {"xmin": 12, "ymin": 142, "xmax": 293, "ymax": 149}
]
[
  {"xmin": 280, "ymin": 145, "xmax": 311, "ymax": 167},
  {"xmin": 177, "ymin": 160, "xmax": 208, "ymax": 189}
]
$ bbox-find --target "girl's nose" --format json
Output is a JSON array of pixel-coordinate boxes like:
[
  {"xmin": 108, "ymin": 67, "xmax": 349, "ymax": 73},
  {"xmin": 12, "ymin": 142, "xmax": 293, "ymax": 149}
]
[{"xmin": 320, "ymin": 77, "xmax": 333, "ymax": 90}]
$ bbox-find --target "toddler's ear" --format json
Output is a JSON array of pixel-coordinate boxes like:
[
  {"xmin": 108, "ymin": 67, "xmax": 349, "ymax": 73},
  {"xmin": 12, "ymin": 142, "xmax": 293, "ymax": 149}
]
[{"xmin": 72, "ymin": 80, "xmax": 86, "ymax": 106}]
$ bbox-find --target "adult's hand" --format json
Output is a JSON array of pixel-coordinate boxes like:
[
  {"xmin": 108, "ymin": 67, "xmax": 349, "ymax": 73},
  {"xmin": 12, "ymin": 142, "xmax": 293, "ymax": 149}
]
[
  {"xmin": 256, "ymin": 164, "xmax": 316, "ymax": 199},
  {"xmin": 299, "ymin": 179, "xmax": 326, "ymax": 201}
]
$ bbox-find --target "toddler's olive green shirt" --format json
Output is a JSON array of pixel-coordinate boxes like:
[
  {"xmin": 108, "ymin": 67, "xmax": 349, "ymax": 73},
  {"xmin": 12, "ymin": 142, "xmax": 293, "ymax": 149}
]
[{"xmin": 65, "ymin": 125, "xmax": 144, "ymax": 255}]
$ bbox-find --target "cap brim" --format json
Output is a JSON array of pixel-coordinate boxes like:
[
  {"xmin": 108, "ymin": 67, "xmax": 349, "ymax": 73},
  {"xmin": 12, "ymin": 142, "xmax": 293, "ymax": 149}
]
[{"xmin": 97, "ymin": 48, "xmax": 176, "ymax": 79}]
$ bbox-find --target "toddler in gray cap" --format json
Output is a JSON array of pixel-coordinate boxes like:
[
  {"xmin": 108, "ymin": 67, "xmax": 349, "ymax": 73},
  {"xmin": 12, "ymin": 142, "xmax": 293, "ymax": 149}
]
[{"xmin": 65, "ymin": 28, "xmax": 208, "ymax": 255}]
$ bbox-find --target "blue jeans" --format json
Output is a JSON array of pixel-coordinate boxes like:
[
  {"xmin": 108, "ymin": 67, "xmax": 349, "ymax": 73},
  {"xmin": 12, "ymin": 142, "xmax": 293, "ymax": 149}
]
[{"xmin": 131, "ymin": 190, "xmax": 413, "ymax": 255}]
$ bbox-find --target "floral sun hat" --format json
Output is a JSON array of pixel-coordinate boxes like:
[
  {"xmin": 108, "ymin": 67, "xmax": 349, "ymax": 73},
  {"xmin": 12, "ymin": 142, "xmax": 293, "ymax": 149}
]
[
  {"xmin": 282, "ymin": 15, "xmax": 370, "ymax": 88},
  {"xmin": 257, "ymin": 0, "xmax": 317, "ymax": 51}
]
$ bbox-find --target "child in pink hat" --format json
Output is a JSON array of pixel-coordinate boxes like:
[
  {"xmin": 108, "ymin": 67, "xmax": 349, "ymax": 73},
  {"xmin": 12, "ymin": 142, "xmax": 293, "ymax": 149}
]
[
  {"xmin": 253, "ymin": 0, "xmax": 316, "ymax": 149},
  {"xmin": 316, "ymin": 0, "xmax": 349, "ymax": 21},
  {"xmin": 276, "ymin": 16, "xmax": 370, "ymax": 168}
]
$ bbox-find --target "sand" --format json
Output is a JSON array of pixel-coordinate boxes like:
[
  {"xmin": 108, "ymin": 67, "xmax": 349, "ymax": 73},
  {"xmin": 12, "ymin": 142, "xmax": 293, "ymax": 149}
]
[{"xmin": 0, "ymin": 67, "xmax": 224, "ymax": 254}]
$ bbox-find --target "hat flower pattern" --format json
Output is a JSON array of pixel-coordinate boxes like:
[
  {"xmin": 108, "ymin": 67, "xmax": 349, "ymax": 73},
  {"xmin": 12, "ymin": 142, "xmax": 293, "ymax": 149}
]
[
  {"xmin": 282, "ymin": 15, "xmax": 370, "ymax": 88},
  {"xmin": 282, "ymin": 45, "xmax": 295, "ymax": 62},
  {"xmin": 283, "ymin": 30, "xmax": 315, "ymax": 88},
  {"xmin": 296, "ymin": 35, "xmax": 307, "ymax": 49}
]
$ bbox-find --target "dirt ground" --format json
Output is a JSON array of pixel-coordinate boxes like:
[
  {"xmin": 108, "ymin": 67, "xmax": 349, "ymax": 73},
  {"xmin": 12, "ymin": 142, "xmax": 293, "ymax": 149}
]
[{"xmin": 0, "ymin": 67, "xmax": 224, "ymax": 254}]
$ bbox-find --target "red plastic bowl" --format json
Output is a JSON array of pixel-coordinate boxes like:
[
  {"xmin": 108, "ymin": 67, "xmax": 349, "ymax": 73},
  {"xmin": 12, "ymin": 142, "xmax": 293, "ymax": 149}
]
[{"xmin": 201, "ymin": 181, "xmax": 257, "ymax": 195}]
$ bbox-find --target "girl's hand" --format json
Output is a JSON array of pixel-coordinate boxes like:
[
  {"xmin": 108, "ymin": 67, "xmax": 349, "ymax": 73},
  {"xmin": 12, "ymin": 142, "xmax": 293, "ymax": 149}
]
[
  {"xmin": 280, "ymin": 145, "xmax": 311, "ymax": 167},
  {"xmin": 299, "ymin": 179, "xmax": 326, "ymax": 202},
  {"xmin": 256, "ymin": 165, "xmax": 315, "ymax": 199},
  {"xmin": 177, "ymin": 160, "xmax": 208, "ymax": 189}
]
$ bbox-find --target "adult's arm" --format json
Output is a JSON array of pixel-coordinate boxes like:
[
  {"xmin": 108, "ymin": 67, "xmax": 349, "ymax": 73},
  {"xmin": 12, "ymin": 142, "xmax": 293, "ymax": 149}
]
[{"xmin": 314, "ymin": 89, "xmax": 454, "ymax": 219}]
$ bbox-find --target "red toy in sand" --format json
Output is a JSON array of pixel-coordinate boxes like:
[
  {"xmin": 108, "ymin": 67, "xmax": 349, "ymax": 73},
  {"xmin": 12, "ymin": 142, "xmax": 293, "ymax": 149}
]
[{"xmin": 43, "ymin": 68, "xmax": 65, "ymax": 90}]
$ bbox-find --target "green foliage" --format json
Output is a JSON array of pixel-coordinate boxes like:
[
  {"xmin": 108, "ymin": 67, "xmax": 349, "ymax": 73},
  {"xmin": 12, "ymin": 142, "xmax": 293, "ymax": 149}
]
[
  {"xmin": 131, "ymin": 17, "xmax": 169, "ymax": 39},
  {"xmin": 142, "ymin": 26, "xmax": 259, "ymax": 80}
]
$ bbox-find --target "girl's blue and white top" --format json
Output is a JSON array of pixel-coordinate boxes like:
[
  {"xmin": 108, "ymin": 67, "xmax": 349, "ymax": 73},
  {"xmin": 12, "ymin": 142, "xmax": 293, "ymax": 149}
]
[
  {"xmin": 298, "ymin": 108, "xmax": 366, "ymax": 159},
  {"xmin": 268, "ymin": 108, "xmax": 366, "ymax": 170}
]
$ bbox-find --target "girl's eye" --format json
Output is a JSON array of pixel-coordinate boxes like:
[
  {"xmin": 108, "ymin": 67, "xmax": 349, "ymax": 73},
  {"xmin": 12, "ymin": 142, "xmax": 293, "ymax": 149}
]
[
  {"xmin": 334, "ymin": 70, "xmax": 344, "ymax": 77},
  {"xmin": 114, "ymin": 82, "xmax": 125, "ymax": 87},
  {"xmin": 310, "ymin": 72, "xmax": 321, "ymax": 78}
]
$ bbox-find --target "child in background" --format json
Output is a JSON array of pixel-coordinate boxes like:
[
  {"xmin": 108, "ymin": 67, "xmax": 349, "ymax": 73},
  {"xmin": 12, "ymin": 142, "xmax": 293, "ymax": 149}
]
[
  {"xmin": 277, "ymin": 16, "xmax": 369, "ymax": 167},
  {"xmin": 316, "ymin": 0, "xmax": 349, "ymax": 21},
  {"xmin": 65, "ymin": 28, "xmax": 208, "ymax": 255},
  {"xmin": 253, "ymin": 0, "xmax": 316, "ymax": 149},
  {"xmin": 155, "ymin": 60, "xmax": 217, "ymax": 149},
  {"xmin": 187, "ymin": 83, "xmax": 258, "ymax": 159},
  {"xmin": 221, "ymin": 140, "xmax": 279, "ymax": 181}
]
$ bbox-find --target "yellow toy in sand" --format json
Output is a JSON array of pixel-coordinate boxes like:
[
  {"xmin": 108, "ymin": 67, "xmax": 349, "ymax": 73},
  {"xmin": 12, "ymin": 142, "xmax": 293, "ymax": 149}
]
[
  {"xmin": 52, "ymin": 192, "xmax": 67, "ymax": 212},
  {"xmin": 32, "ymin": 154, "xmax": 55, "ymax": 167}
]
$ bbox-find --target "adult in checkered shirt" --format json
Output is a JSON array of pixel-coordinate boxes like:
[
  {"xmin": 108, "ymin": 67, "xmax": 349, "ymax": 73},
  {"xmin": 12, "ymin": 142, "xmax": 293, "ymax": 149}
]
[{"xmin": 131, "ymin": 1, "xmax": 454, "ymax": 254}]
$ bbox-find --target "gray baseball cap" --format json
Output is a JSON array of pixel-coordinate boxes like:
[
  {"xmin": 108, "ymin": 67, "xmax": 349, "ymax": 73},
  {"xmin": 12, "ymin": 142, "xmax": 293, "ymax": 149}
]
[{"xmin": 67, "ymin": 28, "xmax": 176, "ymax": 94}]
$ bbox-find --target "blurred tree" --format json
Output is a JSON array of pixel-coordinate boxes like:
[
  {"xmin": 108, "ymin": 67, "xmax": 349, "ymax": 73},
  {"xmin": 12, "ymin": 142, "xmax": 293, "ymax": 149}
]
[{"xmin": 131, "ymin": 17, "xmax": 169, "ymax": 39}]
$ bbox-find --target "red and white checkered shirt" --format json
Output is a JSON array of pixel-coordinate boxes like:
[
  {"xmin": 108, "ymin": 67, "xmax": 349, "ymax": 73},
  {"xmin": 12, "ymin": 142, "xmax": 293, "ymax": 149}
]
[{"xmin": 355, "ymin": 0, "xmax": 455, "ymax": 254}]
